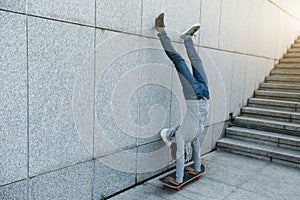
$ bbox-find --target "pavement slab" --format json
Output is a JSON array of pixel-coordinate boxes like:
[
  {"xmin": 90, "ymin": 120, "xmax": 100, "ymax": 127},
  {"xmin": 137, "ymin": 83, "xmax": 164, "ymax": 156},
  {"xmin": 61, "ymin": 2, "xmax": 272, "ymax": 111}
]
[{"xmin": 109, "ymin": 151, "xmax": 300, "ymax": 200}]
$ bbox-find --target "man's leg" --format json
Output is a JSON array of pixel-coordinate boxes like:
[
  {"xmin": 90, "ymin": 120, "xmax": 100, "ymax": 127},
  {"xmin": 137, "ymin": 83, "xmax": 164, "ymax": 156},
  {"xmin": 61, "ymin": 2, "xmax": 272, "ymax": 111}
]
[
  {"xmin": 157, "ymin": 31, "xmax": 200, "ymax": 100},
  {"xmin": 184, "ymin": 36, "xmax": 208, "ymax": 88}
]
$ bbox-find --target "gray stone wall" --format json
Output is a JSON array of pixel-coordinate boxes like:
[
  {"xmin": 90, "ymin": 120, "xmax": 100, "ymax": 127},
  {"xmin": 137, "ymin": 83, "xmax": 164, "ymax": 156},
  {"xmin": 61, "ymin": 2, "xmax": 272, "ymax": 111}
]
[{"xmin": 1, "ymin": 0, "xmax": 300, "ymax": 199}]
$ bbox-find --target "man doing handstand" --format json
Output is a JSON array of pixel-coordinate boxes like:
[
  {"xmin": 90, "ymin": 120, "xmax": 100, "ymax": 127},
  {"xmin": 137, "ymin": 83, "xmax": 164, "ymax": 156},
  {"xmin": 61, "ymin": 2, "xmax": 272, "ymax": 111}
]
[{"xmin": 155, "ymin": 13, "xmax": 210, "ymax": 185}]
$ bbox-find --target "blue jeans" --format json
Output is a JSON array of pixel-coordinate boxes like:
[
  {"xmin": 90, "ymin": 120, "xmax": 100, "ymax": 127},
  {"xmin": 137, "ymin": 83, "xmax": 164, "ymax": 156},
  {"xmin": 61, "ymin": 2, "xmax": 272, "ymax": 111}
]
[
  {"xmin": 158, "ymin": 31, "xmax": 210, "ymax": 183},
  {"xmin": 157, "ymin": 31, "xmax": 209, "ymax": 100}
]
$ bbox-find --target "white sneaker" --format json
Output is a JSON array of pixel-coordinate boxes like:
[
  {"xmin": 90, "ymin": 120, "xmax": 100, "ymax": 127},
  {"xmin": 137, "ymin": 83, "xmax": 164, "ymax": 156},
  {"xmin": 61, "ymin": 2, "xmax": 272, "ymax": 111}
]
[
  {"xmin": 181, "ymin": 23, "xmax": 201, "ymax": 39},
  {"xmin": 160, "ymin": 128, "xmax": 172, "ymax": 147}
]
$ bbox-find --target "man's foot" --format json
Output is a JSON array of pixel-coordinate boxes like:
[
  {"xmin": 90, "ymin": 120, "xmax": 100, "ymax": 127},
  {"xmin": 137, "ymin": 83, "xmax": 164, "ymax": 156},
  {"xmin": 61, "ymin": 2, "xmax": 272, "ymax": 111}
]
[
  {"xmin": 155, "ymin": 13, "xmax": 165, "ymax": 32},
  {"xmin": 165, "ymin": 176, "xmax": 180, "ymax": 185},
  {"xmin": 160, "ymin": 128, "xmax": 171, "ymax": 147},
  {"xmin": 181, "ymin": 23, "xmax": 201, "ymax": 39}
]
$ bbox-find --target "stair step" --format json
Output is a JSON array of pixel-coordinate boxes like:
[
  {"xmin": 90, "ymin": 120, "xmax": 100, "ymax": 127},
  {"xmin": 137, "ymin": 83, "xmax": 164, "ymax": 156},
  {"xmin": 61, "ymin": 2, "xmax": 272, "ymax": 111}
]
[
  {"xmin": 234, "ymin": 116, "xmax": 300, "ymax": 134},
  {"xmin": 265, "ymin": 76, "xmax": 300, "ymax": 84},
  {"xmin": 241, "ymin": 107, "xmax": 300, "ymax": 123},
  {"xmin": 280, "ymin": 58, "xmax": 300, "ymax": 63},
  {"xmin": 226, "ymin": 127, "xmax": 300, "ymax": 151},
  {"xmin": 291, "ymin": 43, "xmax": 300, "ymax": 48},
  {"xmin": 260, "ymin": 82, "xmax": 300, "ymax": 93},
  {"xmin": 255, "ymin": 90, "xmax": 300, "ymax": 102},
  {"xmin": 287, "ymin": 48, "xmax": 300, "ymax": 53},
  {"xmin": 283, "ymin": 53, "xmax": 300, "ymax": 58},
  {"xmin": 271, "ymin": 69, "xmax": 300, "ymax": 75},
  {"xmin": 248, "ymin": 98, "xmax": 300, "ymax": 112},
  {"xmin": 275, "ymin": 63, "xmax": 300, "ymax": 69},
  {"xmin": 217, "ymin": 138, "xmax": 300, "ymax": 167},
  {"xmin": 217, "ymin": 35, "xmax": 300, "ymax": 169}
]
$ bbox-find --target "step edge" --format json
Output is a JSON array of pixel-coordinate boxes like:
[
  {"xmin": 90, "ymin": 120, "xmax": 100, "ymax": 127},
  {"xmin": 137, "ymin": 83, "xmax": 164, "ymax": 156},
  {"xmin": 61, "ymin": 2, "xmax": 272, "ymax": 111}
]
[
  {"xmin": 235, "ymin": 116, "xmax": 300, "ymax": 126},
  {"xmin": 242, "ymin": 107, "xmax": 300, "ymax": 116},
  {"xmin": 226, "ymin": 127, "xmax": 300, "ymax": 145},
  {"xmin": 217, "ymin": 138, "xmax": 300, "ymax": 160}
]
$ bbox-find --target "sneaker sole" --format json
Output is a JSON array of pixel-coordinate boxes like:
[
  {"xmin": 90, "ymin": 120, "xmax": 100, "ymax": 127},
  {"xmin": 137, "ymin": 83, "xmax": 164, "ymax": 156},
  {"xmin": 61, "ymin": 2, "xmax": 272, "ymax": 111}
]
[{"xmin": 181, "ymin": 23, "xmax": 201, "ymax": 38}]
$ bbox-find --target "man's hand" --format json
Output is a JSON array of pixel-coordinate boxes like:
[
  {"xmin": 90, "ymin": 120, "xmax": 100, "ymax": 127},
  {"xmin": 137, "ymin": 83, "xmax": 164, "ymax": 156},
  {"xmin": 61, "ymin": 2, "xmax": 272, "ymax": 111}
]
[
  {"xmin": 184, "ymin": 166, "xmax": 199, "ymax": 175},
  {"xmin": 165, "ymin": 176, "xmax": 180, "ymax": 185}
]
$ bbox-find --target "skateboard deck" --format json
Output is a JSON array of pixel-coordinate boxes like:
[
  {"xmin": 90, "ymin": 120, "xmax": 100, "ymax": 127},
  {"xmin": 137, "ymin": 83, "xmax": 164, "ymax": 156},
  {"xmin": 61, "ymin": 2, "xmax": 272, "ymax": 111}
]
[{"xmin": 159, "ymin": 164, "xmax": 205, "ymax": 191}]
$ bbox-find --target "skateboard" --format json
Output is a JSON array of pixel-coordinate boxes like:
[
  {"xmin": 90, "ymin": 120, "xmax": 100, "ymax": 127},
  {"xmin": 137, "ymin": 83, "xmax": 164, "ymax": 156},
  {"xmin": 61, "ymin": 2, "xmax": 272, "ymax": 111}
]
[{"xmin": 159, "ymin": 164, "xmax": 205, "ymax": 191}]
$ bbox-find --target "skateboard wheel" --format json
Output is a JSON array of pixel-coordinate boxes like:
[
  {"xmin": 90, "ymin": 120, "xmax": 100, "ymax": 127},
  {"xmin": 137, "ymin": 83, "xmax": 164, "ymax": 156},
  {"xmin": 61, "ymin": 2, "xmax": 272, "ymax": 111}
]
[
  {"xmin": 197, "ymin": 175, "xmax": 201, "ymax": 180},
  {"xmin": 177, "ymin": 187, "xmax": 181, "ymax": 191}
]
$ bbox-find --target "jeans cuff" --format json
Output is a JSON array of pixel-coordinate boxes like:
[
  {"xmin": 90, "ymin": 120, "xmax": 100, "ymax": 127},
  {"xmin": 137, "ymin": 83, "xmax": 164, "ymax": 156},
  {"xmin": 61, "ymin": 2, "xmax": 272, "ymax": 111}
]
[{"xmin": 157, "ymin": 30, "xmax": 167, "ymax": 38}]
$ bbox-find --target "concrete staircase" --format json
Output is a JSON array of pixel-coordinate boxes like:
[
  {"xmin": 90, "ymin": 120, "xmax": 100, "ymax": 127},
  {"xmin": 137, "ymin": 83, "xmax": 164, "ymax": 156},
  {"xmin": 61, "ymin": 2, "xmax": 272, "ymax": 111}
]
[{"xmin": 217, "ymin": 36, "xmax": 300, "ymax": 168}]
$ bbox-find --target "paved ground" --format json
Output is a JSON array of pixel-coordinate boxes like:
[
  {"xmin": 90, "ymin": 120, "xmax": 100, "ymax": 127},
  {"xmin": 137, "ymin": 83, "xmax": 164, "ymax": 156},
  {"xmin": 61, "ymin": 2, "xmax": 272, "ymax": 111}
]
[{"xmin": 110, "ymin": 150, "xmax": 300, "ymax": 200}]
